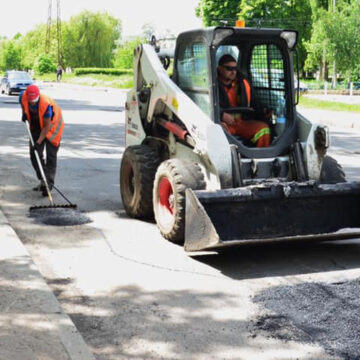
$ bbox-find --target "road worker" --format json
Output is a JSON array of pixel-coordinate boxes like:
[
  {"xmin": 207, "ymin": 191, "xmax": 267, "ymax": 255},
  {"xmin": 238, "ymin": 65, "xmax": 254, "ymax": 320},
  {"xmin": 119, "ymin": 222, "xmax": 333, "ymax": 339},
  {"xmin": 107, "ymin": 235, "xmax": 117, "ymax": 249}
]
[
  {"xmin": 20, "ymin": 84, "xmax": 64, "ymax": 196},
  {"xmin": 218, "ymin": 54, "xmax": 271, "ymax": 147}
]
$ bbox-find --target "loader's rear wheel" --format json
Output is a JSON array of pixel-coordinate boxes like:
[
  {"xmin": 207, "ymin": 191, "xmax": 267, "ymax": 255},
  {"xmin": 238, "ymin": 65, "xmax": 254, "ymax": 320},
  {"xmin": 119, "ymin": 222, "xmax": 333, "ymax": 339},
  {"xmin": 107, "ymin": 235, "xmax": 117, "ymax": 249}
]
[
  {"xmin": 120, "ymin": 145, "xmax": 160, "ymax": 218},
  {"xmin": 319, "ymin": 155, "xmax": 346, "ymax": 184},
  {"xmin": 153, "ymin": 159, "xmax": 205, "ymax": 244}
]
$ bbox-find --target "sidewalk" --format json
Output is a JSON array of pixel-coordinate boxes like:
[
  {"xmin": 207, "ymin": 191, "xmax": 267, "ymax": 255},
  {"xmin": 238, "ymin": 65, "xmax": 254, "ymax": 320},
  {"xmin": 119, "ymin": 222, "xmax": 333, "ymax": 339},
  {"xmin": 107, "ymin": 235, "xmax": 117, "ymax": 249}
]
[
  {"xmin": 298, "ymin": 106, "xmax": 360, "ymax": 129},
  {"xmin": 0, "ymin": 209, "xmax": 95, "ymax": 360}
]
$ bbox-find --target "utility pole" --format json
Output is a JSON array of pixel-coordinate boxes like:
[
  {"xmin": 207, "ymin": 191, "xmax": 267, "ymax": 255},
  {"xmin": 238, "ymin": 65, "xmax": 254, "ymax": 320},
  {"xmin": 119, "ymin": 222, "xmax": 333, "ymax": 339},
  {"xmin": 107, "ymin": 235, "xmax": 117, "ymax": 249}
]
[
  {"xmin": 45, "ymin": 0, "xmax": 64, "ymax": 67},
  {"xmin": 45, "ymin": 0, "xmax": 52, "ymax": 54},
  {"xmin": 56, "ymin": 0, "xmax": 64, "ymax": 67}
]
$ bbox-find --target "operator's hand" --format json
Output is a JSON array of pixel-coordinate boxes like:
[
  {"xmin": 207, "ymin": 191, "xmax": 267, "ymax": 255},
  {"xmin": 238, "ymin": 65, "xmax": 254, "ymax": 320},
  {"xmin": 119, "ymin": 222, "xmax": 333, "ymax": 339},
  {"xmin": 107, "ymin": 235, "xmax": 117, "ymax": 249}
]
[
  {"xmin": 222, "ymin": 112, "xmax": 235, "ymax": 126},
  {"xmin": 21, "ymin": 113, "xmax": 27, "ymax": 122}
]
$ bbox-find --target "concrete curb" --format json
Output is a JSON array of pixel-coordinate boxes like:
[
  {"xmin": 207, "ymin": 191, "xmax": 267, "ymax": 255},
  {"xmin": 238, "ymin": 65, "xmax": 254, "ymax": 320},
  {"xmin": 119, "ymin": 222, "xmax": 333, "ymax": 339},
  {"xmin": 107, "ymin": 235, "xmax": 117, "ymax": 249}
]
[{"xmin": 0, "ymin": 209, "xmax": 96, "ymax": 360}]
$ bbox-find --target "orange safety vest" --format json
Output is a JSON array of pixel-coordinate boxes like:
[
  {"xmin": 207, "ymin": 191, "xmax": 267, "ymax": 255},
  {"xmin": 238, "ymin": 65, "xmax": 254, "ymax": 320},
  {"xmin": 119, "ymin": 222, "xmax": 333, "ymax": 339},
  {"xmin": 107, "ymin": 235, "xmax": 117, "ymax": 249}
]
[
  {"xmin": 242, "ymin": 78, "xmax": 251, "ymax": 107},
  {"xmin": 22, "ymin": 94, "xmax": 64, "ymax": 147},
  {"xmin": 224, "ymin": 78, "xmax": 251, "ymax": 108}
]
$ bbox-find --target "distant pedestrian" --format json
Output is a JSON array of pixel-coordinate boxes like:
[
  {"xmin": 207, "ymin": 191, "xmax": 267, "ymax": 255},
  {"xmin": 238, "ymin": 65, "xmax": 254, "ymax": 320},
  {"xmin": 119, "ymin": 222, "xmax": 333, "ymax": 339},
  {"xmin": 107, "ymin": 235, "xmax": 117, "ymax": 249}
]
[
  {"xmin": 20, "ymin": 84, "xmax": 64, "ymax": 196},
  {"xmin": 56, "ymin": 65, "xmax": 63, "ymax": 82}
]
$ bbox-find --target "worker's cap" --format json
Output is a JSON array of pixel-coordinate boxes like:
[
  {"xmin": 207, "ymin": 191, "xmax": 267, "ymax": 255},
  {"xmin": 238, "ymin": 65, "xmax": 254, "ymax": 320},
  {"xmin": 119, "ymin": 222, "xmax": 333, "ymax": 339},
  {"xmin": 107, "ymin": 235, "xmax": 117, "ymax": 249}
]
[
  {"xmin": 218, "ymin": 54, "xmax": 237, "ymax": 66},
  {"xmin": 25, "ymin": 85, "xmax": 40, "ymax": 102}
]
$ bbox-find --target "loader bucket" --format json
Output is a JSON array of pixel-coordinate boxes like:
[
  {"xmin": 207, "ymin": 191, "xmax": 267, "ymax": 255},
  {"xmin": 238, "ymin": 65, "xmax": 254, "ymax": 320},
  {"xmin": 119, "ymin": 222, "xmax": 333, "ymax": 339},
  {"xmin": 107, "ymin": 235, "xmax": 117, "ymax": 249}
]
[{"xmin": 184, "ymin": 181, "xmax": 360, "ymax": 252}]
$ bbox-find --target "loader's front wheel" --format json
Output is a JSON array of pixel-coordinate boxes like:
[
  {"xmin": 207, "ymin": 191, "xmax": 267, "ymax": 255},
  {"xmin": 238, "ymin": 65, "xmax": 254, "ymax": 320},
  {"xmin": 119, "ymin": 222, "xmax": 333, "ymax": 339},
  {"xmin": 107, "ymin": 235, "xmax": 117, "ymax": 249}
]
[
  {"xmin": 120, "ymin": 145, "xmax": 160, "ymax": 218},
  {"xmin": 153, "ymin": 159, "xmax": 205, "ymax": 244},
  {"xmin": 319, "ymin": 155, "xmax": 346, "ymax": 184}
]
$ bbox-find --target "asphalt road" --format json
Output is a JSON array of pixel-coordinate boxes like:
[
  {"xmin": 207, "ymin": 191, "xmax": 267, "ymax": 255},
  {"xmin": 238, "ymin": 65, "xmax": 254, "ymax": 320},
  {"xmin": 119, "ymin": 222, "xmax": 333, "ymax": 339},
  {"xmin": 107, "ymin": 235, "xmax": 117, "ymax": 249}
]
[{"xmin": 1, "ymin": 83, "xmax": 360, "ymax": 360}]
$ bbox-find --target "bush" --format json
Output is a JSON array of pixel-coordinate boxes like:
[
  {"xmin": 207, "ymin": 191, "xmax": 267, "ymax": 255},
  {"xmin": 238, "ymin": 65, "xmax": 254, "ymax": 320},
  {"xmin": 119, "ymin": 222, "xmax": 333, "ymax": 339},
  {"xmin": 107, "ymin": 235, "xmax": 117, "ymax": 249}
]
[
  {"xmin": 34, "ymin": 55, "xmax": 56, "ymax": 75},
  {"xmin": 73, "ymin": 68, "xmax": 133, "ymax": 76}
]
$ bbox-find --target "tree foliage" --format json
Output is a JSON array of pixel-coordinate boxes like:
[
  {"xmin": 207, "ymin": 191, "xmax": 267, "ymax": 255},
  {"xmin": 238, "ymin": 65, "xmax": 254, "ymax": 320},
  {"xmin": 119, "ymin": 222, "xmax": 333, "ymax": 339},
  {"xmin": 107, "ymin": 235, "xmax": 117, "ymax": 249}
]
[
  {"xmin": 113, "ymin": 37, "xmax": 144, "ymax": 69},
  {"xmin": 195, "ymin": 0, "xmax": 360, "ymax": 80},
  {"xmin": 0, "ymin": 40, "xmax": 22, "ymax": 70},
  {"xmin": 34, "ymin": 54, "xmax": 56, "ymax": 75},
  {"xmin": 19, "ymin": 24, "xmax": 53, "ymax": 70},
  {"xmin": 239, "ymin": 0, "xmax": 312, "ymax": 71},
  {"xmin": 195, "ymin": 0, "xmax": 240, "ymax": 26},
  {"xmin": 63, "ymin": 11, "xmax": 121, "ymax": 68}
]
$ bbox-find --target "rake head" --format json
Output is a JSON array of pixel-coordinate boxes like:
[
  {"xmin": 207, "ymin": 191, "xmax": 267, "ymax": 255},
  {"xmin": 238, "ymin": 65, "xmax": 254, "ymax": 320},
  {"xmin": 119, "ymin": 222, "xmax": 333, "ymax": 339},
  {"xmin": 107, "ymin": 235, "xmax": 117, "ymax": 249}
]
[{"xmin": 30, "ymin": 204, "xmax": 77, "ymax": 211}]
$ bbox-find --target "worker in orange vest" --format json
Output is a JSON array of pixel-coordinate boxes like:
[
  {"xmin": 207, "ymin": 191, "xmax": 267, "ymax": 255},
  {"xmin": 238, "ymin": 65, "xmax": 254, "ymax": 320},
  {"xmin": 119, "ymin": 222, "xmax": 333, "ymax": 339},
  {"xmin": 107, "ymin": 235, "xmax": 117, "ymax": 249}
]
[
  {"xmin": 20, "ymin": 84, "xmax": 64, "ymax": 196},
  {"xmin": 218, "ymin": 54, "xmax": 271, "ymax": 147}
]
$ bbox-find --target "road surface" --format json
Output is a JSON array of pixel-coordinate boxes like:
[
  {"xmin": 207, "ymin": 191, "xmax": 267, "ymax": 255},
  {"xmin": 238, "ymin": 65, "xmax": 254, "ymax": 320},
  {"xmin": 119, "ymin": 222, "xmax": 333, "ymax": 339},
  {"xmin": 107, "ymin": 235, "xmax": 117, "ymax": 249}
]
[{"xmin": 1, "ymin": 83, "xmax": 360, "ymax": 360}]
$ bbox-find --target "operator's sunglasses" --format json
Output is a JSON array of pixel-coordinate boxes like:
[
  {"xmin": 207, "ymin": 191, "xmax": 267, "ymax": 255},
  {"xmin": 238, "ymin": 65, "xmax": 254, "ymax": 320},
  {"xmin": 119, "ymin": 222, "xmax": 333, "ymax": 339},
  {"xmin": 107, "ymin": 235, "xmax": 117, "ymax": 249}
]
[{"xmin": 222, "ymin": 65, "xmax": 237, "ymax": 71}]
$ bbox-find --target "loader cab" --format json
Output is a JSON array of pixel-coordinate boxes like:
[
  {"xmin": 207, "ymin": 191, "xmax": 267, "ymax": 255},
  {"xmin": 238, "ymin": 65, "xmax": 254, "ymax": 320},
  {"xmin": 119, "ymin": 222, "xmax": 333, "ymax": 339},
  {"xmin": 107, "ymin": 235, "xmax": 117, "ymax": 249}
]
[{"xmin": 173, "ymin": 27, "xmax": 298, "ymax": 159}]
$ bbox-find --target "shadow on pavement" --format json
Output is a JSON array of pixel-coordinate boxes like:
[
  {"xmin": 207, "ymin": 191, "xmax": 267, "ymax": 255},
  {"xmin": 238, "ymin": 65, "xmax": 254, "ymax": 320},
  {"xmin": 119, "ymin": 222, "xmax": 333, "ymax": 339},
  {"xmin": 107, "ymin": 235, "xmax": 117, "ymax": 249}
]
[{"xmin": 191, "ymin": 240, "xmax": 360, "ymax": 280}]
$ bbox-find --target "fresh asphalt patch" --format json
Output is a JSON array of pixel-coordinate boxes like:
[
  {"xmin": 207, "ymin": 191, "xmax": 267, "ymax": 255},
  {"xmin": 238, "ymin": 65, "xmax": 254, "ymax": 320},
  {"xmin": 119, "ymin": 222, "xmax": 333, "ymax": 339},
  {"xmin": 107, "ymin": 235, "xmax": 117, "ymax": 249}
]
[
  {"xmin": 29, "ymin": 207, "xmax": 92, "ymax": 226},
  {"xmin": 249, "ymin": 278, "xmax": 360, "ymax": 360}
]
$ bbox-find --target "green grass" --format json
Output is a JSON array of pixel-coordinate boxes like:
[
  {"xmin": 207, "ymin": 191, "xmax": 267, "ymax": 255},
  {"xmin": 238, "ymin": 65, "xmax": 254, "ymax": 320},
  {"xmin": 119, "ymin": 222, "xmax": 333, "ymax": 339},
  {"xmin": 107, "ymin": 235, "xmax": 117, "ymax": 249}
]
[
  {"xmin": 36, "ymin": 72, "xmax": 133, "ymax": 89},
  {"xmin": 299, "ymin": 96, "xmax": 360, "ymax": 112}
]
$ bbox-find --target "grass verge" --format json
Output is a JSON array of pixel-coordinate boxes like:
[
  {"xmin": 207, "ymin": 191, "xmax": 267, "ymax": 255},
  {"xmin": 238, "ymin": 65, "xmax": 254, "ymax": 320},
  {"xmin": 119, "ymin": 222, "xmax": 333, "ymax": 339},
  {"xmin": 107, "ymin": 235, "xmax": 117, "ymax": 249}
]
[
  {"xmin": 299, "ymin": 95, "xmax": 360, "ymax": 112},
  {"xmin": 36, "ymin": 72, "xmax": 133, "ymax": 89}
]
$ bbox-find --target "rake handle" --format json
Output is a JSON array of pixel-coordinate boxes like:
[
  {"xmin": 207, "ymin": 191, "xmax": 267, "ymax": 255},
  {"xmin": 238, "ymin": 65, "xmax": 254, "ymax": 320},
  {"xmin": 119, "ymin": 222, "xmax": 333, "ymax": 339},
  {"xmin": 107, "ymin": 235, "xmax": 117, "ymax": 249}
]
[{"xmin": 24, "ymin": 120, "xmax": 54, "ymax": 206}]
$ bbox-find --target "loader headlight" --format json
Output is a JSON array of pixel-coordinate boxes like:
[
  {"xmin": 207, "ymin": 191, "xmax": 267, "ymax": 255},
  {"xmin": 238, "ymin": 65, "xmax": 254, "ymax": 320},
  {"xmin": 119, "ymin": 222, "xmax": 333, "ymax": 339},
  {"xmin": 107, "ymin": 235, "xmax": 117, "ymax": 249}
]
[{"xmin": 280, "ymin": 31, "xmax": 298, "ymax": 50}]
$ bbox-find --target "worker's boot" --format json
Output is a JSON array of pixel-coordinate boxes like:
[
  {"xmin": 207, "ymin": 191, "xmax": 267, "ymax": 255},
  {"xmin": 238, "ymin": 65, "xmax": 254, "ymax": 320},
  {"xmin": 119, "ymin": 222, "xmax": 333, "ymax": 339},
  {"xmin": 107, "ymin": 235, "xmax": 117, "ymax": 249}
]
[
  {"xmin": 42, "ymin": 182, "xmax": 53, "ymax": 197},
  {"xmin": 33, "ymin": 180, "xmax": 45, "ymax": 191}
]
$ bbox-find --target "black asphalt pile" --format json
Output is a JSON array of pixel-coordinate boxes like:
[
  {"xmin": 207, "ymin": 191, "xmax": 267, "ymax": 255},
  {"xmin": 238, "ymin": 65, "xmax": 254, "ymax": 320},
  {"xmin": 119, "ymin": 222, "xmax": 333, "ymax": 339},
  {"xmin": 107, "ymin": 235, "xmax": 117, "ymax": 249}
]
[
  {"xmin": 250, "ymin": 279, "xmax": 360, "ymax": 360},
  {"xmin": 30, "ymin": 208, "xmax": 92, "ymax": 226}
]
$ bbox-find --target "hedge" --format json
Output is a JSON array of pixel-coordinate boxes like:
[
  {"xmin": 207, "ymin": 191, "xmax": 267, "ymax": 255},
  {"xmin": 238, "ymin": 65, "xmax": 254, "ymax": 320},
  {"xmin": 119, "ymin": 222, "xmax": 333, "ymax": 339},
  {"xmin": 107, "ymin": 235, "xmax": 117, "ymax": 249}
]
[{"xmin": 74, "ymin": 68, "xmax": 133, "ymax": 76}]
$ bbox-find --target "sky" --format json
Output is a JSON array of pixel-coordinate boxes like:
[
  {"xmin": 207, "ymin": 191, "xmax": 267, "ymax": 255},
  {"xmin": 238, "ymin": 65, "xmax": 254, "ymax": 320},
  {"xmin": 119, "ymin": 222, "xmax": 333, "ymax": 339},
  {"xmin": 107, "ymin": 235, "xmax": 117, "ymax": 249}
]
[{"xmin": 0, "ymin": 0, "xmax": 203, "ymax": 39}]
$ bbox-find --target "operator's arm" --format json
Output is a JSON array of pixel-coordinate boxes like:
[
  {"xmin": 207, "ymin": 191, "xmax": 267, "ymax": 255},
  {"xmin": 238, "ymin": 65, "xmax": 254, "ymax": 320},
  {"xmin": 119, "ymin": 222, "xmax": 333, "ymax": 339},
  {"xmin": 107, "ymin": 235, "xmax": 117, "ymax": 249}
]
[
  {"xmin": 36, "ymin": 106, "xmax": 53, "ymax": 145},
  {"xmin": 221, "ymin": 112, "xmax": 235, "ymax": 126},
  {"xmin": 218, "ymin": 82, "xmax": 236, "ymax": 126}
]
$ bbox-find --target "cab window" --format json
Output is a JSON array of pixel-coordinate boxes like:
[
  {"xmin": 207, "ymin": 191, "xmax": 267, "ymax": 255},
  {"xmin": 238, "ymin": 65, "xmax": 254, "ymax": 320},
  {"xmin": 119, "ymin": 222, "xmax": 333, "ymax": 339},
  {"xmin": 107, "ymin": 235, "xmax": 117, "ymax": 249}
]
[
  {"xmin": 176, "ymin": 42, "xmax": 211, "ymax": 116},
  {"xmin": 250, "ymin": 44, "xmax": 287, "ymax": 136}
]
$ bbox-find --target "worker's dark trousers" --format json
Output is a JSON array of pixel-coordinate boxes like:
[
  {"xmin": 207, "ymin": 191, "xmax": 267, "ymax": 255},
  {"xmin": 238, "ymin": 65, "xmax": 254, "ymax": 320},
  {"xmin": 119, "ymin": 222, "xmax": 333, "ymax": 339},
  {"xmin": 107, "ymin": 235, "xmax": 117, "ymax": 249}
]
[{"xmin": 29, "ymin": 136, "xmax": 59, "ymax": 186}]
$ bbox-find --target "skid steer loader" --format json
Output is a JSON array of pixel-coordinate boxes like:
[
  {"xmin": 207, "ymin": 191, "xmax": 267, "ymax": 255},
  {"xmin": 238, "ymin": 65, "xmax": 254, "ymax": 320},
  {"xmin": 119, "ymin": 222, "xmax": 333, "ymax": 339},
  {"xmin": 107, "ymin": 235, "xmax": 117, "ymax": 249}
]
[{"xmin": 120, "ymin": 26, "xmax": 360, "ymax": 251}]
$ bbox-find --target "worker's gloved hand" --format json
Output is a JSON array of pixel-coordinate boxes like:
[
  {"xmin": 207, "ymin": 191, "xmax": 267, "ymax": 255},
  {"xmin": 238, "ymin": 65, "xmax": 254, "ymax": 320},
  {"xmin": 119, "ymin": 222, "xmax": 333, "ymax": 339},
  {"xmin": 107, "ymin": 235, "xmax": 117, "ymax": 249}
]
[
  {"xmin": 32, "ymin": 143, "xmax": 41, "ymax": 153},
  {"xmin": 21, "ymin": 113, "xmax": 27, "ymax": 122}
]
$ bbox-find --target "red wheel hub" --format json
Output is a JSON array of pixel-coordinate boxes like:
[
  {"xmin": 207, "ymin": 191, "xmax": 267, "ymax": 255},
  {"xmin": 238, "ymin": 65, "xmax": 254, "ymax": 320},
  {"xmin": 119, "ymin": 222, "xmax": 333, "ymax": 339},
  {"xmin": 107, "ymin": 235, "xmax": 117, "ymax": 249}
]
[{"xmin": 159, "ymin": 177, "xmax": 173, "ymax": 214}]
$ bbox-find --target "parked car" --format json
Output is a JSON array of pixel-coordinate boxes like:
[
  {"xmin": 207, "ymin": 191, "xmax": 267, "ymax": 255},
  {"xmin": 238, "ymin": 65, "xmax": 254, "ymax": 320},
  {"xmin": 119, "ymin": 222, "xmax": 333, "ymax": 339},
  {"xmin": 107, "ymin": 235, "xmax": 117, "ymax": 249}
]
[
  {"xmin": 294, "ymin": 79, "xmax": 308, "ymax": 93},
  {"xmin": 354, "ymin": 82, "xmax": 360, "ymax": 90},
  {"xmin": 1, "ymin": 70, "xmax": 34, "ymax": 95}
]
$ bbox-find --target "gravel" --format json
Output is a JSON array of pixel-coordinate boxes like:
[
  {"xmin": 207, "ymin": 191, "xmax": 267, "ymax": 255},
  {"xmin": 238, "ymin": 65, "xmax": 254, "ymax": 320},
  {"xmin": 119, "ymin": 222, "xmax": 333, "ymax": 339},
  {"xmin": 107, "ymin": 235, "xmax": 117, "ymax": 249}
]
[{"xmin": 250, "ymin": 278, "xmax": 360, "ymax": 360}]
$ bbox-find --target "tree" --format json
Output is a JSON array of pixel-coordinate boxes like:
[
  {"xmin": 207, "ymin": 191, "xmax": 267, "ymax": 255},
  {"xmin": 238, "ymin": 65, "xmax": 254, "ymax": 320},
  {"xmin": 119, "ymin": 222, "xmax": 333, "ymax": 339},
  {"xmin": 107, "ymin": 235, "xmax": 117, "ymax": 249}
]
[
  {"xmin": 113, "ymin": 37, "xmax": 144, "ymax": 69},
  {"xmin": 322, "ymin": 0, "xmax": 360, "ymax": 81},
  {"xmin": 20, "ymin": 24, "xmax": 55, "ymax": 70},
  {"xmin": 305, "ymin": 0, "xmax": 360, "ymax": 81},
  {"xmin": 1, "ymin": 41, "xmax": 22, "ymax": 70},
  {"xmin": 195, "ymin": 0, "xmax": 240, "ymax": 26},
  {"xmin": 195, "ymin": 0, "xmax": 312, "ymax": 74},
  {"xmin": 34, "ymin": 54, "xmax": 56, "ymax": 75},
  {"xmin": 239, "ymin": 0, "xmax": 312, "ymax": 74},
  {"xmin": 63, "ymin": 11, "xmax": 121, "ymax": 68}
]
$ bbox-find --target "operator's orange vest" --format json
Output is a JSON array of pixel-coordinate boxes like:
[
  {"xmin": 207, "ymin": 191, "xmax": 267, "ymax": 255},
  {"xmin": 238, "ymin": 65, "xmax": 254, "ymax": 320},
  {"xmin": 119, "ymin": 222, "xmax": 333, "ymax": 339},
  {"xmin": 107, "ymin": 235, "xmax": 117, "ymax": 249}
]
[
  {"xmin": 22, "ymin": 94, "xmax": 64, "ymax": 147},
  {"xmin": 225, "ymin": 78, "xmax": 251, "ymax": 108}
]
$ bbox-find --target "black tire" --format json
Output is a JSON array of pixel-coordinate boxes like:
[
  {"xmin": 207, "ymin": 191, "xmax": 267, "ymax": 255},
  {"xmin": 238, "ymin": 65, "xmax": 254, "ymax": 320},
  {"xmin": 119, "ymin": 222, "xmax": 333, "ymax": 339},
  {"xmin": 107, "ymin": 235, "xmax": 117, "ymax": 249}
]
[
  {"xmin": 319, "ymin": 155, "xmax": 346, "ymax": 184},
  {"xmin": 6, "ymin": 85, "xmax": 11, "ymax": 96},
  {"xmin": 153, "ymin": 159, "xmax": 205, "ymax": 244},
  {"xmin": 120, "ymin": 145, "xmax": 160, "ymax": 218}
]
